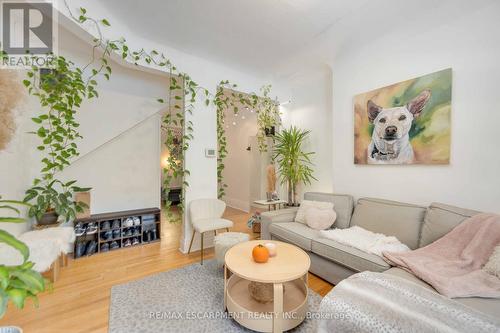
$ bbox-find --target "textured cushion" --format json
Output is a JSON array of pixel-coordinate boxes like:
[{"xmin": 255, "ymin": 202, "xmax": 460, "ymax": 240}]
[
  {"xmin": 269, "ymin": 222, "xmax": 319, "ymax": 251},
  {"xmin": 305, "ymin": 208, "xmax": 337, "ymax": 230},
  {"xmin": 311, "ymin": 237, "xmax": 390, "ymax": 273},
  {"xmin": 192, "ymin": 218, "xmax": 233, "ymax": 233},
  {"xmin": 384, "ymin": 268, "xmax": 500, "ymax": 319},
  {"xmin": 214, "ymin": 232, "xmax": 249, "ymax": 266},
  {"xmin": 483, "ymin": 245, "xmax": 500, "ymax": 278},
  {"xmin": 419, "ymin": 202, "xmax": 480, "ymax": 247},
  {"xmin": 350, "ymin": 198, "xmax": 425, "ymax": 249},
  {"xmin": 304, "ymin": 192, "xmax": 354, "ymax": 229},
  {"xmin": 295, "ymin": 200, "xmax": 334, "ymax": 224}
]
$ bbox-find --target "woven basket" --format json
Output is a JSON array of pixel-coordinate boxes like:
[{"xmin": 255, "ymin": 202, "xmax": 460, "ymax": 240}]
[{"xmin": 252, "ymin": 222, "xmax": 261, "ymax": 233}]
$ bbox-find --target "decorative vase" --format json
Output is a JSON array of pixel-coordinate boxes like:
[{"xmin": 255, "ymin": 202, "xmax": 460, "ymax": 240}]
[{"xmin": 36, "ymin": 211, "xmax": 59, "ymax": 226}]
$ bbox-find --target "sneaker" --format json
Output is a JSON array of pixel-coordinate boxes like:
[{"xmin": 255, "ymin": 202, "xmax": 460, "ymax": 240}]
[
  {"xmin": 123, "ymin": 239, "xmax": 132, "ymax": 247},
  {"xmin": 123, "ymin": 218, "xmax": 133, "ymax": 228},
  {"xmin": 111, "ymin": 219, "xmax": 120, "ymax": 229},
  {"xmin": 75, "ymin": 223, "xmax": 86, "ymax": 237},
  {"xmin": 112, "ymin": 229, "xmax": 121, "ymax": 239},
  {"xmin": 125, "ymin": 228, "xmax": 133, "ymax": 237},
  {"xmin": 85, "ymin": 240, "xmax": 97, "ymax": 255},
  {"xmin": 151, "ymin": 230, "xmax": 157, "ymax": 241},
  {"xmin": 132, "ymin": 237, "xmax": 139, "ymax": 246},
  {"xmin": 133, "ymin": 227, "xmax": 140, "ymax": 236},
  {"xmin": 100, "ymin": 243, "xmax": 110, "ymax": 252},
  {"xmin": 110, "ymin": 241, "xmax": 119, "ymax": 250},
  {"xmin": 133, "ymin": 217, "xmax": 140, "ymax": 226},
  {"xmin": 86, "ymin": 222, "xmax": 98, "ymax": 235},
  {"xmin": 102, "ymin": 230, "xmax": 112, "ymax": 240},
  {"xmin": 75, "ymin": 241, "xmax": 87, "ymax": 258},
  {"xmin": 101, "ymin": 221, "xmax": 111, "ymax": 230}
]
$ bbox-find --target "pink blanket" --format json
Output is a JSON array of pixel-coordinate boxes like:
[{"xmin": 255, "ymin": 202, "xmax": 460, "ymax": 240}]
[{"xmin": 383, "ymin": 213, "xmax": 500, "ymax": 298}]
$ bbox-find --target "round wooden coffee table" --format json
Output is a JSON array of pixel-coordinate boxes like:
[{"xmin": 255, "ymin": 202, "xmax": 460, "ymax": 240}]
[{"xmin": 224, "ymin": 240, "xmax": 310, "ymax": 333}]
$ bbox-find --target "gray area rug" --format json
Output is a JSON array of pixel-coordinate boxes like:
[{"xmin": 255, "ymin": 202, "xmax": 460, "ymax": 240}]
[{"xmin": 109, "ymin": 260, "xmax": 322, "ymax": 332}]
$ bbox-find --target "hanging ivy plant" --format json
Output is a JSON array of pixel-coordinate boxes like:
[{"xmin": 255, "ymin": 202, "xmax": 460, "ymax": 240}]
[{"xmin": 215, "ymin": 84, "xmax": 281, "ymax": 198}]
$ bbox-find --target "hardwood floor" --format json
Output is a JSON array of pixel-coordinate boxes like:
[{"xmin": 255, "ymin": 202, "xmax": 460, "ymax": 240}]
[{"xmin": 0, "ymin": 206, "xmax": 333, "ymax": 333}]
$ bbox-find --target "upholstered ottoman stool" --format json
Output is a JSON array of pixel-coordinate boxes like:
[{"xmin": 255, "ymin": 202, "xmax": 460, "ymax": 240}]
[{"xmin": 214, "ymin": 232, "xmax": 249, "ymax": 266}]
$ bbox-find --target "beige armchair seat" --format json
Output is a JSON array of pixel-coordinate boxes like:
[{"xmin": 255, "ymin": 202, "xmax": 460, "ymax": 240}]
[{"xmin": 188, "ymin": 199, "xmax": 233, "ymax": 264}]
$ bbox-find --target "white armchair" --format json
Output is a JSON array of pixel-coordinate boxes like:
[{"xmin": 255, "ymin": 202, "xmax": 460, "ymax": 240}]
[{"xmin": 188, "ymin": 199, "xmax": 233, "ymax": 264}]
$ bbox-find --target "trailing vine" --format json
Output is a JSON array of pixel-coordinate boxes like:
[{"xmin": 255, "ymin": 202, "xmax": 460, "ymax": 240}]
[{"xmin": 215, "ymin": 84, "xmax": 281, "ymax": 199}]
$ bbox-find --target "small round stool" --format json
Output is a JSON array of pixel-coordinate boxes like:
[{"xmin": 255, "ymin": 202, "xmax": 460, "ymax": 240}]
[{"xmin": 214, "ymin": 232, "xmax": 250, "ymax": 266}]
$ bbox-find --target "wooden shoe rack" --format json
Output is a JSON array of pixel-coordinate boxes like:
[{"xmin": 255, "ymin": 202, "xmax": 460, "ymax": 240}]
[{"xmin": 73, "ymin": 207, "xmax": 161, "ymax": 259}]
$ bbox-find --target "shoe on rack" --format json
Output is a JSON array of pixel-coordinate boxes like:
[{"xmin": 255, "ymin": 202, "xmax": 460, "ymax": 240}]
[
  {"xmin": 86, "ymin": 222, "xmax": 98, "ymax": 235},
  {"xmin": 145, "ymin": 231, "xmax": 152, "ymax": 242},
  {"xmin": 133, "ymin": 227, "xmax": 140, "ymax": 236},
  {"xmin": 85, "ymin": 240, "xmax": 97, "ymax": 255},
  {"xmin": 100, "ymin": 243, "xmax": 110, "ymax": 252},
  {"xmin": 101, "ymin": 221, "xmax": 111, "ymax": 230},
  {"xmin": 123, "ymin": 239, "xmax": 132, "ymax": 247},
  {"xmin": 125, "ymin": 228, "xmax": 133, "ymax": 237},
  {"xmin": 110, "ymin": 241, "xmax": 119, "ymax": 250},
  {"xmin": 124, "ymin": 218, "xmax": 133, "ymax": 228},
  {"xmin": 111, "ymin": 219, "xmax": 120, "ymax": 229},
  {"xmin": 102, "ymin": 230, "xmax": 112, "ymax": 241},
  {"xmin": 112, "ymin": 229, "xmax": 121, "ymax": 239},
  {"xmin": 133, "ymin": 216, "xmax": 141, "ymax": 226},
  {"xmin": 75, "ymin": 241, "xmax": 87, "ymax": 258},
  {"xmin": 132, "ymin": 237, "xmax": 139, "ymax": 246},
  {"xmin": 75, "ymin": 223, "xmax": 86, "ymax": 237},
  {"xmin": 151, "ymin": 230, "xmax": 157, "ymax": 241}
]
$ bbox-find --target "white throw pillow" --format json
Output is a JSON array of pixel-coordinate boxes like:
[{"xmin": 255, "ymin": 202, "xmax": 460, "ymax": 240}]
[
  {"xmin": 295, "ymin": 200, "xmax": 334, "ymax": 224},
  {"xmin": 483, "ymin": 245, "xmax": 500, "ymax": 278},
  {"xmin": 305, "ymin": 207, "xmax": 337, "ymax": 230}
]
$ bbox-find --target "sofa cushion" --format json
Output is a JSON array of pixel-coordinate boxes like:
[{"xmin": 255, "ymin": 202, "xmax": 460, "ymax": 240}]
[
  {"xmin": 384, "ymin": 268, "xmax": 500, "ymax": 320},
  {"xmin": 350, "ymin": 198, "xmax": 425, "ymax": 249},
  {"xmin": 295, "ymin": 199, "xmax": 334, "ymax": 224},
  {"xmin": 269, "ymin": 222, "xmax": 319, "ymax": 251},
  {"xmin": 304, "ymin": 192, "xmax": 354, "ymax": 229},
  {"xmin": 419, "ymin": 202, "xmax": 480, "ymax": 247},
  {"xmin": 311, "ymin": 237, "xmax": 390, "ymax": 273}
]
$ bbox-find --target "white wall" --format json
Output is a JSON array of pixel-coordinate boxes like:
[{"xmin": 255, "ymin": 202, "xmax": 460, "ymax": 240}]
[
  {"xmin": 280, "ymin": 64, "xmax": 334, "ymax": 201},
  {"xmin": 223, "ymin": 109, "xmax": 258, "ymax": 212},
  {"xmin": 330, "ymin": 1, "xmax": 500, "ymax": 212}
]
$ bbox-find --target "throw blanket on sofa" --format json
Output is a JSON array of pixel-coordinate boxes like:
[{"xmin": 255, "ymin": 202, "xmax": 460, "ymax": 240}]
[
  {"xmin": 320, "ymin": 226, "xmax": 410, "ymax": 257},
  {"xmin": 383, "ymin": 213, "xmax": 500, "ymax": 298},
  {"xmin": 317, "ymin": 272, "xmax": 500, "ymax": 333}
]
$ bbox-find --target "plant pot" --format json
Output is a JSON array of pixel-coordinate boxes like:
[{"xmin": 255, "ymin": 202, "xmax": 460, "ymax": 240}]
[
  {"xmin": 264, "ymin": 126, "xmax": 275, "ymax": 137},
  {"xmin": 36, "ymin": 211, "xmax": 59, "ymax": 226},
  {"xmin": 0, "ymin": 327, "xmax": 23, "ymax": 333}
]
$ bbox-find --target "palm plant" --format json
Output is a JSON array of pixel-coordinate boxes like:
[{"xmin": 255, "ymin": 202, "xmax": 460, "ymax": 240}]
[
  {"xmin": 273, "ymin": 126, "xmax": 316, "ymax": 206},
  {"xmin": 0, "ymin": 196, "xmax": 46, "ymax": 318}
]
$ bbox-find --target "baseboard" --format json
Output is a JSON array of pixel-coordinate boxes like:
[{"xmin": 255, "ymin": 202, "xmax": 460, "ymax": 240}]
[{"xmin": 224, "ymin": 197, "xmax": 250, "ymax": 213}]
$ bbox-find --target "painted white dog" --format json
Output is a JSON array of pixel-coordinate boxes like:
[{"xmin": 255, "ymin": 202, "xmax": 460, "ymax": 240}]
[{"xmin": 367, "ymin": 90, "xmax": 431, "ymax": 164}]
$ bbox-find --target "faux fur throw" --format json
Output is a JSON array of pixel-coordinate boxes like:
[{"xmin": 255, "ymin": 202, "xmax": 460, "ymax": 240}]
[
  {"xmin": 317, "ymin": 272, "xmax": 500, "ymax": 333},
  {"xmin": 320, "ymin": 226, "xmax": 410, "ymax": 257},
  {"xmin": 384, "ymin": 213, "xmax": 500, "ymax": 298}
]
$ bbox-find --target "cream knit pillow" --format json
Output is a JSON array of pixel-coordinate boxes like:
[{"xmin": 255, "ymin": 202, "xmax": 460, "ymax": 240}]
[
  {"xmin": 483, "ymin": 245, "xmax": 500, "ymax": 278},
  {"xmin": 295, "ymin": 200, "xmax": 334, "ymax": 224},
  {"xmin": 305, "ymin": 207, "xmax": 337, "ymax": 230}
]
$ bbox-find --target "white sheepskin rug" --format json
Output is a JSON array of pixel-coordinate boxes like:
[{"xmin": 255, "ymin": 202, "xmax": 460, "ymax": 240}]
[{"xmin": 320, "ymin": 226, "xmax": 410, "ymax": 257}]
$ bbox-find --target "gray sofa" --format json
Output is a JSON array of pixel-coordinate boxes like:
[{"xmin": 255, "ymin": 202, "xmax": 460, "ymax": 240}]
[{"xmin": 261, "ymin": 192, "xmax": 499, "ymax": 318}]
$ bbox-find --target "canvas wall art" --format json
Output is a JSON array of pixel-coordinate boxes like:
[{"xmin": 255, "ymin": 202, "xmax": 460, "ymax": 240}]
[{"xmin": 354, "ymin": 68, "xmax": 452, "ymax": 165}]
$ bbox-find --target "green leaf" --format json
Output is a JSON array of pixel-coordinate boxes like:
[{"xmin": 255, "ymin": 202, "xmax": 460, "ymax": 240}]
[
  {"xmin": 101, "ymin": 19, "xmax": 111, "ymax": 26},
  {"xmin": 0, "ymin": 217, "xmax": 25, "ymax": 223},
  {"xmin": 0, "ymin": 230, "xmax": 29, "ymax": 261},
  {"xmin": 71, "ymin": 186, "xmax": 91, "ymax": 192},
  {"xmin": 7, "ymin": 289, "xmax": 27, "ymax": 309},
  {"xmin": 10, "ymin": 270, "xmax": 44, "ymax": 293}
]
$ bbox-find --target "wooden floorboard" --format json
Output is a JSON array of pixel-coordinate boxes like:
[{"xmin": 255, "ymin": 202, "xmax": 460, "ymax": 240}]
[{"xmin": 0, "ymin": 206, "xmax": 333, "ymax": 333}]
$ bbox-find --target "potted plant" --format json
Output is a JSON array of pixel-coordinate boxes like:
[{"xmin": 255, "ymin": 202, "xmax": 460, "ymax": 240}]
[
  {"xmin": 273, "ymin": 126, "xmax": 316, "ymax": 206},
  {"xmin": 0, "ymin": 196, "xmax": 46, "ymax": 330},
  {"xmin": 24, "ymin": 179, "xmax": 90, "ymax": 225},
  {"xmin": 256, "ymin": 85, "xmax": 280, "ymax": 151}
]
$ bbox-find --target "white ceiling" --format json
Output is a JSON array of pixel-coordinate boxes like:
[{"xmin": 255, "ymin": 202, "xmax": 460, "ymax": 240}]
[{"xmin": 97, "ymin": 0, "xmax": 367, "ymax": 75}]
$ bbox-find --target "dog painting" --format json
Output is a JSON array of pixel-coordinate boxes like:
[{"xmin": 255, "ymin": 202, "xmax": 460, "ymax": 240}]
[{"xmin": 354, "ymin": 68, "xmax": 452, "ymax": 165}]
